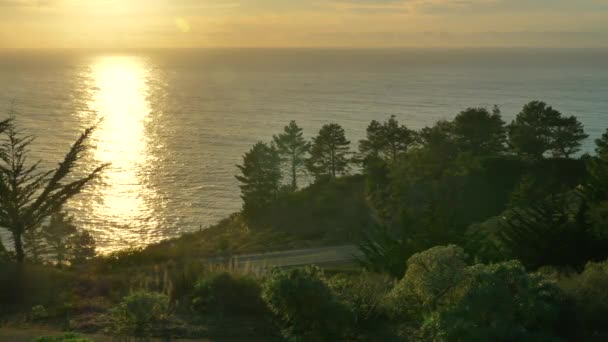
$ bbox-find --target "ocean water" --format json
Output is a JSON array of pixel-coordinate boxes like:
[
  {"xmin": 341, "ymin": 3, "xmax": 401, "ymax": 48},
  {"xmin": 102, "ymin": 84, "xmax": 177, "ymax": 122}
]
[{"xmin": 1, "ymin": 48, "xmax": 608, "ymax": 252}]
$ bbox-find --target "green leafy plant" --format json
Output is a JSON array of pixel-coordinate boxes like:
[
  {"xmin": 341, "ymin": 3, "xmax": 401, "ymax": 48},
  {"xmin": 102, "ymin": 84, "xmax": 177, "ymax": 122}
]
[
  {"xmin": 262, "ymin": 266, "xmax": 350, "ymax": 341},
  {"xmin": 191, "ymin": 272, "xmax": 265, "ymax": 316},
  {"xmin": 111, "ymin": 291, "xmax": 171, "ymax": 337}
]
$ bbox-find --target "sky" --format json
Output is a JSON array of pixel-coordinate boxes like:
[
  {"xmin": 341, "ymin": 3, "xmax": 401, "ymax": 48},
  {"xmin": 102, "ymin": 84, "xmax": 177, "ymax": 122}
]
[{"xmin": 1, "ymin": 0, "xmax": 608, "ymax": 48}]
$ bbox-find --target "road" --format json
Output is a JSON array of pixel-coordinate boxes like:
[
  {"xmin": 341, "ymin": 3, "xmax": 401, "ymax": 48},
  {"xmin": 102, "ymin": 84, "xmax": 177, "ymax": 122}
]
[{"xmin": 210, "ymin": 245, "xmax": 362, "ymax": 270}]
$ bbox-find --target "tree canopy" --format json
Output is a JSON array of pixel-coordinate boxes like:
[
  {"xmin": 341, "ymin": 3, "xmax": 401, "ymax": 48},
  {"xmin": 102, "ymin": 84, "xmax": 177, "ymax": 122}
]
[
  {"xmin": 273, "ymin": 121, "xmax": 310, "ymax": 190},
  {"xmin": 452, "ymin": 106, "xmax": 506, "ymax": 156},
  {"xmin": 508, "ymin": 101, "xmax": 587, "ymax": 158},
  {"xmin": 307, "ymin": 123, "xmax": 351, "ymax": 179},
  {"xmin": 235, "ymin": 141, "xmax": 282, "ymax": 226}
]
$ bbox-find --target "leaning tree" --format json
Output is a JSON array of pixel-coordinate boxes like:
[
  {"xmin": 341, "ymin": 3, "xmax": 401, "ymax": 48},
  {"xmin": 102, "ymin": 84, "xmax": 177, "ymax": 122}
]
[{"xmin": 0, "ymin": 119, "xmax": 107, "ymax": 263}]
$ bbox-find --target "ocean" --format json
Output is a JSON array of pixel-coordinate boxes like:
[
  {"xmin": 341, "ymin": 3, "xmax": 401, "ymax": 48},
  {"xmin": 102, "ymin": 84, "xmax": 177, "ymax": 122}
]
[{"xmin": 1, "ymin": 48, "xmax": 607, "ymax": 252}]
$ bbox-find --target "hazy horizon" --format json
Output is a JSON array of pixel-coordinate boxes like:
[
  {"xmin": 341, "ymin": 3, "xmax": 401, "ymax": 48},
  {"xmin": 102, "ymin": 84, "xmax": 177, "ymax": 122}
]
[{"xmin": 2, "ymin": 0, "xmax": 608, "ymax": 49}]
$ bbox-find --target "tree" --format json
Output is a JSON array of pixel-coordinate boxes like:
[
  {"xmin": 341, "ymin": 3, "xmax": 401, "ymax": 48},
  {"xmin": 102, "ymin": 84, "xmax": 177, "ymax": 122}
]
[
  {"xmin": 235, "ymin": 142, "xmax": 282, "ymax": 226},
  {"xmin": 498, "ymin": 194, "xmax": 608, "ymax": 270},
  {"xmin": 551, "ymin": 115, "xmax": 588, "ymax": 158},
  {"xmin": 508, "ymin": 101, "xmax": 587, "ymax": 158},
  {"xmin": 307, "ymin": 123, "xmax": 351, "ymax": 179},
  {"xmin": 453, "ymin": 106, "xmax": 506, "ymax": 156},
  {"xmin": 359, "ymin": 115, "xmax": 416, "ymax": 164},
  {"xmin": 0, "ymin": 120, "xmax": 106, "ymax": 263},
  {"xmin": 273, "ymin": 121, "xmax": 310, "ymax": 190},
  {"xmin": 595, "ymin": 128, "xmax": 608, "ymax": 157},
  {"xmin": 68, "ymin": 230, "xmax": 97, "ymax": 265}
]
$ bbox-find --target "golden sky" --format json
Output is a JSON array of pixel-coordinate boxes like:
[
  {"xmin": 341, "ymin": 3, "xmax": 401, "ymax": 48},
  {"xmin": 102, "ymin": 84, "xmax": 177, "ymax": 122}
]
[{"xmin": 1, "ymin": 0, "xmax": 608, "ymax": 48}]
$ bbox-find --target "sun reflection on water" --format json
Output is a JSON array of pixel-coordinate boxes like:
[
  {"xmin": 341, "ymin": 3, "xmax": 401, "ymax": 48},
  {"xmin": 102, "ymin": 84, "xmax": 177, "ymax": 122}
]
[{"xmin": 87, "ymin": 56, "xmax": 158, "ymax": 249}]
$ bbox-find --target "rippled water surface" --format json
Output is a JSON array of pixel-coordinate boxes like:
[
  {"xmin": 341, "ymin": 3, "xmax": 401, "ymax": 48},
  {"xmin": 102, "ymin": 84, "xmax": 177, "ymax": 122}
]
[{"xmin": 1, "ymin": 49, "xmax": 608, "ymax": 252}]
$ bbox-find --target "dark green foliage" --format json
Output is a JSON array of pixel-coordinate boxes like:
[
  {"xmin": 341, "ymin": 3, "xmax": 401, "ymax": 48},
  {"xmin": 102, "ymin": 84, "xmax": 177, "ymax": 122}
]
[
  {"xmin": 34, "ymin": 333, "xmax": 92, "ymax": 342},
  {"xmin": 386, "ymin": 245, "xmax": 468, "ymax": 318},
  {"xmin": 273, "ymin": 121, "xmax": 310, "ymax": 190},
  {"xmin": 236, "ymin": 141, "xmax": 282, "ymax": 227},
  {"xmin": 266, "ymin": 175, "xmax": 373, "ymax": 241},
  {"xmin": 498, "ymin": 194, "xmax": 608, "ymax": 270},
  {"xmin": 0, "ymin": 120, "xmax": 106, "ymax": 263},
  {"xmin": 191, "ymin": 272, "xmax": 266, "ymax": 316},
  {"xmin": 508, "ymin": 101, "xmax": 587, "ymax": 158},
  {"xmin": 422, "ymin": 261, "xmax": 572, "ymax": 342},
  {"xmin": 358, "ymin": 115, "xmax": 416, "ymax": 164},
  {"xmin": 452, "ymin": 106, "xmax": 507, "ymax": 156},
  {"xmin": 111, "ymin": 291, "xmax": 171, "ymax": 337},
  {"xmin": 0, "ymin": 261, "xmax": 73, "ymax": 314},
  {"xmin": 558, "ymin": 260, "xmax": 608, "ymax": 340},
  {"xmin": 262, "ymin": 266, "xmax": 350, "ymax": 341},
  {"xmin": 329, "ymin": 272, "xmax": 393, "ymax": 327},
  {"xmin": 595, "ymin": 128, "xmax": 608, "ymax": 157},
  {"xmin": 552, "ymin": 115, "xmax": 588, "ymax": 158},
  {"xmin": 357, "ymin": 224, "xmax": 413, "ymax": 278},
  {"xmin": 307, "ymin": 123, "xmax": 351, "ymax": 179}
]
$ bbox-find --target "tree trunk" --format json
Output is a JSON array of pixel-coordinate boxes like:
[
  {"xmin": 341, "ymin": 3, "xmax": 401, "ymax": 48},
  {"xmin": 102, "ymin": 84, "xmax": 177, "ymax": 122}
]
[{"xmin": 13, "ymin": 231, "xmax": 25, "ymax": 263}]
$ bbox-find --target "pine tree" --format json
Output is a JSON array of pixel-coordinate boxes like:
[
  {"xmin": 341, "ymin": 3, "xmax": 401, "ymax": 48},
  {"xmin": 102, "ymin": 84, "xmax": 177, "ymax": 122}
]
[
  {"xmin": 235, "ymin": 142, "xmax": 282, "ymax": 226},
  {"xmin": 307, "ymin": 123, "xmax": 351, "ymax": 179},
  {"xmin": 508, "ymin": 101, "xmax": 587, "ymax": 159},
  {"xmin": 0, "ymin": 119, "xmax": 107, "ymax": 263},
  {"xmin": 359, "ymin": 115, "xmax": 416, "ymax": 164},
  {"xmin": 453, "ymin": 106, "xmax": 506, "ymax": 156},
  {"xmin": 595, "ymin": 128, "xmax": 608, "ymax": 157},
  {"xmin": 498, "ymin": 194, "xmax": 606, "ymax": 270},
  {"xmin": 551, "ymin": 115, "xmax": 588, "ymax": 158},
  {"xmin": 42, "ymin": 211, "xmax": 78, "ymax": 267},
  {"xmin": 273, "ymin": 121, "xmax": 310, "ymax": 190}
]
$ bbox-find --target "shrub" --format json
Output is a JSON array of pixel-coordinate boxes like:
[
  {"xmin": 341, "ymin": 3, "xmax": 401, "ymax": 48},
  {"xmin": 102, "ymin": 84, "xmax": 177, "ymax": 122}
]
[
  {"xmin": 34, "ymin": 333, "xmax": 92, "ymax": 342},
  {"xmin": 421, "ymin": 261, "xmax": 573, "ymax": 342},
  {"xmin": 31, "ymin": 305, "xmax": 49, "ymax": 320},
  {"xmin": 111, "ymin": 291, "xmax": 171, "ymax": 337},
  {"xmin": 329, "ymin": 272, "xmax": 393, "ymax": 326},
  {"xmin": 191, "ymin": 272, "xmax": 265, "ymax": 316},
  {"xmin": 262, "ymin": 266, "xmax": 350, "ymax": 341},
  {"xmin": 558, "ymin": 260, "xmax": 608, "ymax": 340},
  {"xmin": 386, "ymin": 245, "xmax": 468, "ymax": 319}
]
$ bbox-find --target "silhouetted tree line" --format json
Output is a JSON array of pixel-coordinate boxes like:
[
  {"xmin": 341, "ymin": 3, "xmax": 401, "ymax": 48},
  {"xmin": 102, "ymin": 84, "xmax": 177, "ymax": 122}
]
[{"xmin": 236, "ymin": 100, "xmax": 608, "ymax": 275}]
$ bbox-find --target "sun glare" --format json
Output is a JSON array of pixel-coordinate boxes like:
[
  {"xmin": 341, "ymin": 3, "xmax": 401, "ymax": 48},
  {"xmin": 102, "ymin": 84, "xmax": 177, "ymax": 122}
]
[{"xmin": 88, "ymin": 56, "xmax": 157, "ymax": 244}]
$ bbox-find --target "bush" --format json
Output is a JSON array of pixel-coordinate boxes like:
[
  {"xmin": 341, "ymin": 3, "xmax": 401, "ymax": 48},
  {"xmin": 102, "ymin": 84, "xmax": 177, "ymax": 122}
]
[
  {"xmin": 262, "ymin": 266, "xmax": 350, "ymax": 341},
  {"xmin": 329, "ymin": 272, "xmax": 393, "ymax": 326},
  {"xmin": 31, "ymin": 305, "xmax": 49, "ymax": 320},
  {"xmin": 111, "ymin": 291, "xmax": 171, "ymax": 337},
  {"xmin": 421, "ymin": 261, "xmax": 573, "ymax": 342},
  {"xmin": 386, "ymin": 245, "xmax": 468, "ymax": 319},
  {"xmin": 558, "ymin": 260, "xmax": 608, "ymax": 340},
  {"xmin": 191, "ymin": 272, "xmax": 265, "ymax": 316},
  {"xmin": 34, "ymin": 333, "xmax": 92, "ymax": 342}
]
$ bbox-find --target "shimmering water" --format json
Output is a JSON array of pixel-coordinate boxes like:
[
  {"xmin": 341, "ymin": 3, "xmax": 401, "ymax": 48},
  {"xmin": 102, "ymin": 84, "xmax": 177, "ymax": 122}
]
[{"xmin": 1, "ymin": 48, "xmax": 608, "ymax": 252}]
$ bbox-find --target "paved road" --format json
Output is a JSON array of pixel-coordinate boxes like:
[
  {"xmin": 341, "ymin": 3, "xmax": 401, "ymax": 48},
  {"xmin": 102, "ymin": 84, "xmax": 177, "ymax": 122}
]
[{"xmin": 210, "ymin": 245, "xmax": 362, "ymax": 270}]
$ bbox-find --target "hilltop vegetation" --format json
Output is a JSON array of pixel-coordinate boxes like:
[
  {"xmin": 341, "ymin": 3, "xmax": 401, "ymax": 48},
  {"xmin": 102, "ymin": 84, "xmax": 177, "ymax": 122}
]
[{"xmin": 2, "ymin": 100, "xmax": 608, "ymax": 340}]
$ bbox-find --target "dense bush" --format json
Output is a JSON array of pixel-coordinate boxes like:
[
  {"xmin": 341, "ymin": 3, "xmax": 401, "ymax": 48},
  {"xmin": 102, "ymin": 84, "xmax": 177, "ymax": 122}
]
[
  {"xmin": 191, "ymin": 272, "xmax": 266, "ymax": 316},
  {"xmin": 329, "ymin": 272, "xmax": 393, "ymax": 326},
  {"xmin": 34, "ymin": 333, "xmax": 92, "ymax": 342},
  {"xmin": 382, "ymin": 245, "xmax": 575, "ymax": 341},
  {"xmin": 386, "ymin": 245, "xmax": 468, "ymax": 319},
  {"xmin": 421, "ymin": 261, "xmax": 573, "ymax": 342},
  {"xmin": 558, "ymin": 260, "xmax": 608, "ymax": 340},
  {"xmin": 262, "ymin": 266, "xmax": 350, "ymax": 341},
  {"xmin": 111, "ymin": 291, "xmax": 171, "ymax": 337}
]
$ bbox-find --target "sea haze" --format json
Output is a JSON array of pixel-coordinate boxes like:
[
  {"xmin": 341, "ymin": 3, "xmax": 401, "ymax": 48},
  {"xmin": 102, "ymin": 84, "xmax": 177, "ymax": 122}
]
[{"xmin": 1, "ymin": 48, "xmax": 607, "ymax": 252}]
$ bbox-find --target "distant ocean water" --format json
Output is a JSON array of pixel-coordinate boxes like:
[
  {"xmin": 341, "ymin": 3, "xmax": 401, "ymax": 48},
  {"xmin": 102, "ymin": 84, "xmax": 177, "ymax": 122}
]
[{"xmin": 1, "ymin": 48, "xmax": 607, "ymax": 252}]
